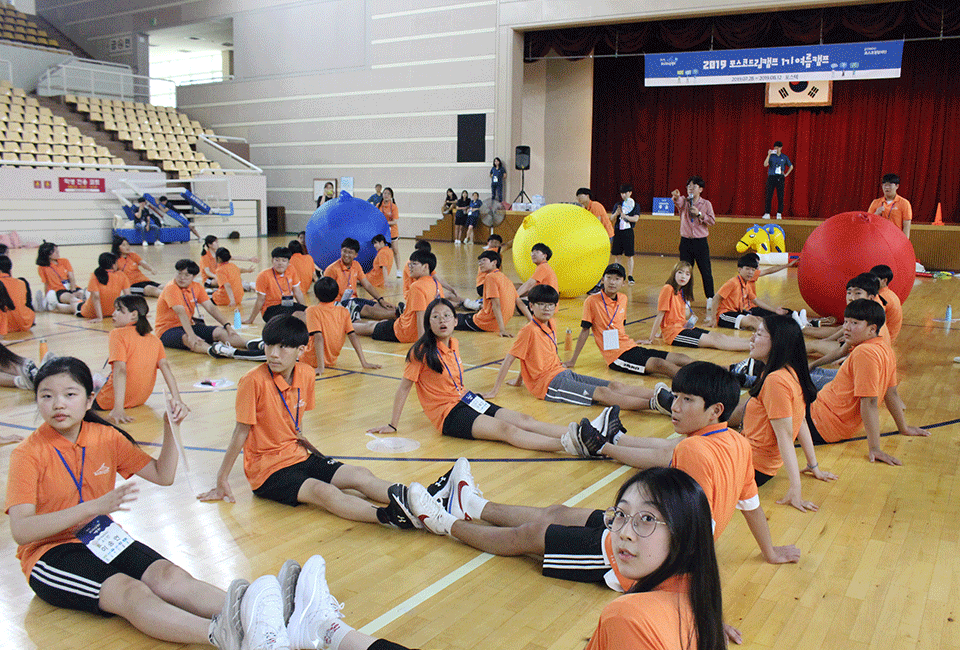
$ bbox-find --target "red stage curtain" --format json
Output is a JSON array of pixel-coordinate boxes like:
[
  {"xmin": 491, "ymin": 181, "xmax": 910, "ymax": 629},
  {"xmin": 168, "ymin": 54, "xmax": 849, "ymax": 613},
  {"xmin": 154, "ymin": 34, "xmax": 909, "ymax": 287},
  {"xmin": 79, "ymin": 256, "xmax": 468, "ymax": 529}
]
[{"xmin": 588, "ymin": 40, "xmax": 958, "ymax": 223}]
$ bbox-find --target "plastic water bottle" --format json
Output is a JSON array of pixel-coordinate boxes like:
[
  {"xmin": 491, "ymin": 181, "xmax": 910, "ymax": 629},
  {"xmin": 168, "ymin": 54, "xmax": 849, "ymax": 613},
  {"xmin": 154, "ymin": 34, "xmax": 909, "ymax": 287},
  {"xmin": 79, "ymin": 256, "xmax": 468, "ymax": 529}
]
[
  {"xmin": 947, "ymin": 305, "xmax": 953, "ymax": 323},
  {"xmin": 233, "ymin": 309, "xmax": 242, "ymax": 330},
  {"xmin": 39, "ymin": 339, "xmax": 48, "ymax": 360},
  {"xmin": 565, "ymin": 328, "xmax": 573, "ymax": 351}
]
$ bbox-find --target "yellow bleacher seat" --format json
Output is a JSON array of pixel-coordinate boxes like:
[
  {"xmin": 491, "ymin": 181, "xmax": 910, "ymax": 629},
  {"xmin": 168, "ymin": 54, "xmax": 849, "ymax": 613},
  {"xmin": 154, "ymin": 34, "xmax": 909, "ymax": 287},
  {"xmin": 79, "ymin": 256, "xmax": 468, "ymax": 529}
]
[
  {"xmin": 35, "ymin": 154, "xmax": 51, "ymax": 163},
  {"xmin": 19, "ymin": 142, "xmax": 36, "ymax": 154},
  {"xmin": 82, "ymin": 156, "xmax": 96, "ymax": 165},
  {"xmin": 67, "ymin": 155, "xmax": 81, "ymax": 164},
  {"xmin": 52, "ymin": 155, "xmax": 67, "ymax": 166},
  {"xmin": 97, "ymin": 156, "xmax": 110, "ymax": 165},
  {"xmin": 66, "ymin": 145, "xmax": 81, "ymax": 156},
  {"xmin": 52, "ymin": 116, "xmax": 66, "ymax": 127},
  {"xmin": 111, "ymin": 157, "xmax": 124, "ymax": 166},
  {"xmin": 19, "ymin": 152, "xmax": 34, "ymax": 164},
  {"xmin": 36, "ymin": 142, "xmax": 52, "ymax": 154},
  {"xmin": 2, "ymin": 141, "xmax": 19, "ymax": 153}
]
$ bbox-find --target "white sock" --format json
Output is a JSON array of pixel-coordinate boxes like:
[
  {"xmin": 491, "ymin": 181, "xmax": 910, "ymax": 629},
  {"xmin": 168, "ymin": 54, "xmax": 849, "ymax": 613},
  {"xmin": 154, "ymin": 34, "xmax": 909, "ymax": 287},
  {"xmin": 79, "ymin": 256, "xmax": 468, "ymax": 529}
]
[
  {"xmin": 321, "ymin": 618, "xmax": 354, "ymax": 650},
  {"xmin": 462, "ymin": 490, "xmax": 489, "ymax": 521}
]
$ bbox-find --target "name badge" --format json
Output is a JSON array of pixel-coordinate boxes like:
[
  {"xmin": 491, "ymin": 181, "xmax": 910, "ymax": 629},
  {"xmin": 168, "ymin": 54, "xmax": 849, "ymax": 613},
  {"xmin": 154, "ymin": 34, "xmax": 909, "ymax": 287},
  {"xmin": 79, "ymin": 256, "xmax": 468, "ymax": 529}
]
[
  {"xmin": 75, "ymin": 515, "xmax": 134, "ymax": 564},
  {"xmin": 461, "ymin": 391, "xmax": 490, "ymax": 414},
  {"xmin": 281, "ymin": 295, "xmax": 295, "ymax": 307},
  {"xmin": 602, "ymin": 329, "xmax": 619, "ymax": 350}
]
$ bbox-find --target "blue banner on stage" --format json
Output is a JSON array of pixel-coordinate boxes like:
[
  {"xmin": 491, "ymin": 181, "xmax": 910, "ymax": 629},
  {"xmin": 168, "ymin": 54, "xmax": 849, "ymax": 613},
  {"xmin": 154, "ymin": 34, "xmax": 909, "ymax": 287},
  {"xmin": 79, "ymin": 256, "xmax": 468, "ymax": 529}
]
[
  {"xmin": 652, "ymin": 198, "xmax": 674, "ymax": 216},
  {"xmin": 645, "ymin": 41, "xmax": 903, "ymax": 87}
]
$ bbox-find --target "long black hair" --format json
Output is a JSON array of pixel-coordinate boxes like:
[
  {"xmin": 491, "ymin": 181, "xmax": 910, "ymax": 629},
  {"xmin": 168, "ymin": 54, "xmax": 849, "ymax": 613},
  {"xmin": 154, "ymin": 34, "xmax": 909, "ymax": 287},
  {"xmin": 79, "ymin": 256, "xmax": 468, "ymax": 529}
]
[
  {"xmin": 34, "ymin": 357, "xmax": 136, "ymax": 444},
  {"xmin": 115, "ymin": 295, "xmax": 152, "ymax": 336},
  {"xmin": 749, "ymin": 314, "xmax": 817, "ymax": 404},
  {"xmin": 406, "ymin": 298, "xmax": 457, "ymax": 373},
  {"xmin": 201, "ymin": 235, "xmax": 218, "ymax": 256},
  {"xmin": 94, "ymin": 252, "xmax": 117, "ymax": 286},
  {"xmin": 618, "ymin": 467, "xmax": 725, "ymax": 650},
  {"xmin": 111, "ymin": 235, "xmax": 128, "ymax": 257},
  {"xmin": 36, "ymin": 241, "xmax": 57, "ymax": 267},
  {"xmin": 0, "ymin": 341, "xmax": 25, "ymax": 372}
]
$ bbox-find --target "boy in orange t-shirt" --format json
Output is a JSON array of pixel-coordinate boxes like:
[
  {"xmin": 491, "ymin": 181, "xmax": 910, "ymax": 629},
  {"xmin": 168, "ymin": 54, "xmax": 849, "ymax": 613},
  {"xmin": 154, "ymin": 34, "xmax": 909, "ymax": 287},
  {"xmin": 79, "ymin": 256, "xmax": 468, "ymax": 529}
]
[
  {"xmin": 198, "ymin": 314, "xmax": 445, "ymax": 529},
  {"xmin": 713, "ymin": 254, "xmax": 791, "ymax": 330},
  {"xmin": 302, "ymin": 277, "xmax": 381, "ymax": 374},
  {"xmin": 515, "ymin": 243, "xmax": 559, "ymax": 303},
  {"xmin": 867, "ymin": 173, "xmax": 912, "ymax": 238},
  {"xmin": 244, "ymin": 246, "xmax": 307, "ymax": 325},
  {"xmin": 455, "ymin": 251, "xmax": 527, "ymax": 336},
  {"xmin": 287, "ymin": 240, "xmax": 319, "ymax": 295},
  {"xmin": 485, "ymin": 284, "xmax": 667, "ymax": 414},
  {"xmin": 354, "ymin": 250, "xmax": 443, "ymax": 343},
  {"xmin": 806, "ymin": 299, "xmax": 929, "ymax": 466},
  {"xmin": 366, "ymin": 234, "xmax": 395, "ymax": 290},
  {"xmin": 322, "ymin": 238, "xmax": 396, "ymax": 322},
  {"xmin": 869, "ymin": 264, "xmax": 903, "ymax": 343}
]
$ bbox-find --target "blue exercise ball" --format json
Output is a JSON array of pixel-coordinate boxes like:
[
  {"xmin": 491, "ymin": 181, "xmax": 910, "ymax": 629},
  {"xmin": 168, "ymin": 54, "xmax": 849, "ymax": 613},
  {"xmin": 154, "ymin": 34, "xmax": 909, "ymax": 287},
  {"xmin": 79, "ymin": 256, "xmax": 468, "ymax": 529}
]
[{"xmin": 306, "ymin": 191, "xmax": 391, "ymax": 272}]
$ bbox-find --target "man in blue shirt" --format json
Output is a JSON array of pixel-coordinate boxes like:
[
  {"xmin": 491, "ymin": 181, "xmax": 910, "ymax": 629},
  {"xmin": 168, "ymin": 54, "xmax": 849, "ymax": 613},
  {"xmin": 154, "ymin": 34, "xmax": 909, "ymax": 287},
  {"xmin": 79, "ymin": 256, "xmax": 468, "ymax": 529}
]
[
  {"xmin": 762, "ymin": 141, "xmax": 794, "ymax": 220},
  {"xmin": 367, "ymin": 184, "xmax": 383, "ymax": 205}
]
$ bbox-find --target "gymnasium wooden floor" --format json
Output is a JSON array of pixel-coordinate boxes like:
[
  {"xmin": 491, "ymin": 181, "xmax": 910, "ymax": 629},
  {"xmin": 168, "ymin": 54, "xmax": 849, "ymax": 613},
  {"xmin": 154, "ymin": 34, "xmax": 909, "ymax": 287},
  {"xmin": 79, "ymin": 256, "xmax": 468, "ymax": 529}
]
[{"xmin": 1, "ymin": 237, "xmax": 958, "ymax": 650}]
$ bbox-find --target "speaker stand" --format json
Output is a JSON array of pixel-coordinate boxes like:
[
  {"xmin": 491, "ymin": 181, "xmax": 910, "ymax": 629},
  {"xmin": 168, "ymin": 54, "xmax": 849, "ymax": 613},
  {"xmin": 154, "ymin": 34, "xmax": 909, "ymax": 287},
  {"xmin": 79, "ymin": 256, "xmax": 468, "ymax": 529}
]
[{"xmin": 513, "ymin": 169, "xmax": 530, "ymax": 204}]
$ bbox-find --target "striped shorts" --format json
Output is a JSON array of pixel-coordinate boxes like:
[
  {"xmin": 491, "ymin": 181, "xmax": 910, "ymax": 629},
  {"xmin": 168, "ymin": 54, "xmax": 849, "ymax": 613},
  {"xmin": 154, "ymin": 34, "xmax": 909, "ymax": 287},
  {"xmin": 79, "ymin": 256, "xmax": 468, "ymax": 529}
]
[
  {"xmin": 542, "ymin": 510, "xmax": 610, "ymax": 583},
  {"xmin": 545, "ymin": 370, "xmax": 609, "ymax": 406}
]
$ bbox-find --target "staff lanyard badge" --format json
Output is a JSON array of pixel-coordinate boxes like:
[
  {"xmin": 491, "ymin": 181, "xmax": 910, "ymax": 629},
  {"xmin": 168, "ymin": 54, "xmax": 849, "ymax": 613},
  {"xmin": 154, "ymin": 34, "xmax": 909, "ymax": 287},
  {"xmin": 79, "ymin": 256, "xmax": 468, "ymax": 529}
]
[
  {"xmin": 461, "ymin": 391, "xmax": 490, "ymax": 414},
  {"xmin": 600, "ymin": 294, "xmax": 620, "ymax": 350}
]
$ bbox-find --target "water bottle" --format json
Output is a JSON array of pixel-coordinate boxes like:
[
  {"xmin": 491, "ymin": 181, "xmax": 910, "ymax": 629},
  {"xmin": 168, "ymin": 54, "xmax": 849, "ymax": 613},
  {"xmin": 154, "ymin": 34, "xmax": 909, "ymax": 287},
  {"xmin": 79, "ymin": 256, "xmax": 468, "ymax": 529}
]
[
  {"xmin": 565, "ymin": 328, "xmax": 573, "ymax": 351},
  {"xmin": 233, "ymin": 309, "xmax": 242, "ymax": 330},
  {"xmin": 947, "ymin": 304, "xmax": 953, "ymax": 323},
  {"xmin": 39, "ymin": 339, "xmax": 48, "ymax": 360}
]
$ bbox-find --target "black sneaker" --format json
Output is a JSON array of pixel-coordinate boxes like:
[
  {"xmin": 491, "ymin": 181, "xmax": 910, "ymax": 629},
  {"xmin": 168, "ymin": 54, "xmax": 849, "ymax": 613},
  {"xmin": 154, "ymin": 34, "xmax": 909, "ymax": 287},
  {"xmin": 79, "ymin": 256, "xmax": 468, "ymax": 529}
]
[
  {"xmin": 628, "ymin": 276, "xmax": 635, "ymax": 285},
  {"xmin": 576, "ymin": 419, "xmax": 606, "ymax": 457},
  {"xmin": 729, "ymin": 358, "xmax": 764, "ymax": 377},
  {"xmin": 651, "ymin": 382, "xmax": 674, "ymax": 415},
  {"xmin": 396, "ymin": 302, "xmax": 406, "ymax": 318},
  {"xmin": 426, "ymin": 467, "xmax": 453, "ymax": 509},
  {"xmin": 587, "ymin": 283, "xmax": 602, "ymax": 295},
  {"xmin": 247, "ymin": 338, "xmax": 264, "ymax": 351},
  {"xmin": 732, "ymin": 372, "xmax": 757, "ymax": 389},
  {"xmin": 382, "ymin": 483, "xmax": 418, "ymax": 530}
]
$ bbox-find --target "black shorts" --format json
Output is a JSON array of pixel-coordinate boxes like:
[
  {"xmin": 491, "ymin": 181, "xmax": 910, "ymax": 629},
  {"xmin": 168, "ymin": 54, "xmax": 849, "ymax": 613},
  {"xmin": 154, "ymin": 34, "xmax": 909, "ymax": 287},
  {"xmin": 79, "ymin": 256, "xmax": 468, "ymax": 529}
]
[
  {"xmin": 755, "ymin": 470, "xmax": 774, "ymax": 487},
  {"xmin": 454, "ymin": 313, "xmax": 483, "ymax": 332},
  {"xmin": 441, "ymin": 400, "xmax": 502, "ymax": 439},
  {"xmin": 671, "ymin": 328, "xmax": 709, "ymax": 348},
  {"xmin": 29, "ymin": 541, "xmax": 166, "ymax": 615},
  {"xmin": 542, "ymin": 509, "xmax": 609, "ymax": 583},
  {"xmin": 160, "ymin": 322, "xmax": 220, "ymax": 348},
  {"xmin": 253, "ymin": 454, "xmax": 345, "ymax": 507},
  {"xmin": 55, "ymin": 288, "xmax": 72, "ymax": 301},
  {"xmin": 805, "ymin": 403, "xmax": 828, "ymax": 445},
  {"xmin": 341, "ymin": 297, "xmax": 375, "ymax": 321},
  {"xmin": 610, "ymin": 228, "xmax": 635, "ymax": 256},
  {"xmin": 454, "ymin": 210, "xmax": 467, "ymax": 226},
  {"xmin": 465, "ymin": 212, "xmax": 478, "ymax": 227},
  {"xmin": 263, "ymin": 303, "xmax": 307, "ymax": 323},
  {"xmin": 609, "ymin": 346, "xmax": 669, "ymax": 375},
  {"xmin": 129, "ymin": 280, "xmax": 161, "ymax": 295},
  {"xmin": 372, "ymin": 319, "xmax": 400, "ymax": 342},
  {"xmin": 717, "ymin": 307, "xmax": 774, "ymax": 329}
]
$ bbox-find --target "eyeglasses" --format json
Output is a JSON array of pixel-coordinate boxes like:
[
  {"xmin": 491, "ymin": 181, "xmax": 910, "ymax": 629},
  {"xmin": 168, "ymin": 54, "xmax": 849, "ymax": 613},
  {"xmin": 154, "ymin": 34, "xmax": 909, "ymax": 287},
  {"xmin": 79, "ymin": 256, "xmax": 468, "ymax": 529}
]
[
  {"xmin": 532, "ymin": 302, "xmax": 557, "ymax": 310},
  {"xmin": 603, "ymin": 507, "xmax": 667, "ymax": 538}
]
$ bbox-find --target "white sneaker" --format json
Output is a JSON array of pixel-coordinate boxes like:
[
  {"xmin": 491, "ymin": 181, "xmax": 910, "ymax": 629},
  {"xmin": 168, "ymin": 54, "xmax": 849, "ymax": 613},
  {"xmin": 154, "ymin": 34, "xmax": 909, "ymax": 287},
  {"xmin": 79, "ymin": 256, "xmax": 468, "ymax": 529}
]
[
  {"xmin": 953, "ymin": 356, "xmax": 960, "ymax": 363},
  {"xmin": 209, "ymin": 578, "xmax": 248, "ymax": 650},
  {"xmin": 395, "ymin": 269, "xmax": 402, "ymax": 278},
  {"xmin": 561, "ymin": 423, "xmax": 590, "ymax": 458},
  {"xmin": 791, "ymin": 308, "xmax": 809, "ymax": 329},
  {"xmin": 762, "ymin": 213, "xmax": 771, "ymax": 219},
  {"xmin": 454, "ymin": 239, "xmax": 461, "ymax": 245},
  {"xmin": 462, "ymin": 298, "xmax": 481, "ymax": 311},
  {"xmin": 407, "ymin": 482, "xmax": 457, "ymax": 535},
  {"xmin": 157, "ymin": 241, "xmax": 165, "ymax": 246},
  {"xmin": 34, "ymin": 289, "xmax": 46, "ymax": 312},
  {"xmin": 776, "ymin": 213, "xmax": 782, "ymax": 220},
  {"xmin": 447, "ymin": 458, "xmax": 480, "ymax": 520},
  {"xmin": 46, "ymin": 290, "xmax": 58, "ymax": 312},
  {"xmin": 142, "ymin": 241, "xmax": 148, "ymax": 247},
  {"xmin": 286, "ymin": 555, "xmax": 344, "ymax": 650},
  {"xmin": 211, "ymin": 342, "xmax": 237, "ymax": 358},
  {"xmin": 276, "ymin": 559, "xmax": 301, "ymax": 626},
  {"xmin": 13, "ymin": 375, "xmax": 30, "ymax": 390},
  {"xmin": 240, "ymin": 575, "xmax": 289, "ymax": 650}
]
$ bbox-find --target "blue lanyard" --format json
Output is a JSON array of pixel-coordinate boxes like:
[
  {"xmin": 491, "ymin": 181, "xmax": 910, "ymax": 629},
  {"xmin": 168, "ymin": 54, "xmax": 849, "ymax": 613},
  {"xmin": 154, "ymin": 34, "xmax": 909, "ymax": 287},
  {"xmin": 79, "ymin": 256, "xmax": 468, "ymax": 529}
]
[
  {"xmin": 54, "ymin": 446, "xmax": 86, "ymax": 503},
  {"xmin": 533, "ymin": 319, "xmax": 558, "ymax": 352},
  {"xmin": 440, "ymin": 347, "xmax": 464, "ymax": 394},
  {"xmin": 274, "ymin": 379, "xmax": 301, "ymax": 433},
  {"xmin": 600, "ymin": 292, "xmax": 619, "ymax": 330},
  {"xmin": 738, "ymin": 276, "xmax": 751, "ymax": 306},
  {"xmin": 433, "ymin": 277, "xmax": 441, "ymax": 299},
  {"xmin": 702, "ymin": 426, "xmax": 727, "ymax": 437},
  {"xmin": 273, "ymin": 269, "xmax": 291, "ymax": 296}
]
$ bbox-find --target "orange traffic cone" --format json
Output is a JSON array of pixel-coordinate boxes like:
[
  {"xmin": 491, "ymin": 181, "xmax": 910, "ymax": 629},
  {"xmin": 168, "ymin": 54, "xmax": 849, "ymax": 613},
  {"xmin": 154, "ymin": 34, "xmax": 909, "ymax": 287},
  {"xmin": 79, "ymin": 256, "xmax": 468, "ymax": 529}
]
[{"xmin": 933, "ymin": 202, "xmax": 943, "ymax": 225}]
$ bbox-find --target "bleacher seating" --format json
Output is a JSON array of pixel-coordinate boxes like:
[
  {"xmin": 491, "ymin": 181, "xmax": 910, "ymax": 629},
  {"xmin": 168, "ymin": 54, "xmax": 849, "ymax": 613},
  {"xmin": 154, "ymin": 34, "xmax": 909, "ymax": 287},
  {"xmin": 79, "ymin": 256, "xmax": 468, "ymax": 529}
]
[
  {"xmin": 0, "ymin": 80, "xmax": 128, "ymax": 169},
  {"xmin": 0, "ymin": 3, "xmax": 60, "ymax": 49},
  {"xmin": 64, "ymin": 93, "xmax": 227, "ymax": 179}
]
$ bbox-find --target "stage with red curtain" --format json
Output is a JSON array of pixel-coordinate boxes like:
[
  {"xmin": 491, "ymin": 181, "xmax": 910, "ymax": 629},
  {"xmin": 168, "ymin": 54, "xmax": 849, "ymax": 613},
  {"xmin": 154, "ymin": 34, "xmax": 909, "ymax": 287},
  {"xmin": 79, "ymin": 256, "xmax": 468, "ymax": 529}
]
[{"xmin": 527, "ymin": 1, "xmax": 960, "ymax": 223}]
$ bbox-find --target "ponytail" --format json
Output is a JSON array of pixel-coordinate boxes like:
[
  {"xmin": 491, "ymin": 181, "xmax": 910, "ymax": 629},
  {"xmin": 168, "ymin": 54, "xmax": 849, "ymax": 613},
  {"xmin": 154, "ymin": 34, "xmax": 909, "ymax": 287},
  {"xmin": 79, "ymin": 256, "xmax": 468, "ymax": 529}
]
[
  {"xmin": 115, "ymin": 294, "xmax": 152, "ymax": 335},
  {"xmin": 94, "ymin": 252, "xmax": 117, "ymax": 286},
  {"xmin": 202, "ymin": 235, "xmax": 217, "ymax": 256}
]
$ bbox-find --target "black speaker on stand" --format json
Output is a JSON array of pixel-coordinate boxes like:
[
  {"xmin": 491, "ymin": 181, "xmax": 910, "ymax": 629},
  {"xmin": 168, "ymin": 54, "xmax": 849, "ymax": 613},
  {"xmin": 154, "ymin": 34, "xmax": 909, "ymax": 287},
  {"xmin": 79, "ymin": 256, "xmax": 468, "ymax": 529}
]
[{"xmin": 514, "ymin": 145, "xmax": 531, "ymax": 204}]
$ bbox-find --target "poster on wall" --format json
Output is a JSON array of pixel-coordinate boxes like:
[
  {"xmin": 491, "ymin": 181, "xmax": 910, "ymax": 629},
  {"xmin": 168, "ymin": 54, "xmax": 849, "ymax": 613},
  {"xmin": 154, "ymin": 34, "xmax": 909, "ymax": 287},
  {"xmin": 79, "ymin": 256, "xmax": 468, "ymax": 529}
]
[
  {"xmin": 645, "ymin": 41, "xmax": 903, "ymax": 86},
  {"xmin": 59, "ymin": 178, "xmax": 105, "ymax": 193}
]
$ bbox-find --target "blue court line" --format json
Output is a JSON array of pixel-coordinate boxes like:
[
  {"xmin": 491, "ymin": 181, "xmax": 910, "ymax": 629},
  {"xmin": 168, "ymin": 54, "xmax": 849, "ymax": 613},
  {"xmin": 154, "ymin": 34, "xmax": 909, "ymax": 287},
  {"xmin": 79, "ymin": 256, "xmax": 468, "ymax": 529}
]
[
  {"xmin": 463, "ymin": 358, "xmax": 504, "ymax": 372},
  {"xmin": 625, "ymin": 315, "xmax": 656, "ymax": 326}
]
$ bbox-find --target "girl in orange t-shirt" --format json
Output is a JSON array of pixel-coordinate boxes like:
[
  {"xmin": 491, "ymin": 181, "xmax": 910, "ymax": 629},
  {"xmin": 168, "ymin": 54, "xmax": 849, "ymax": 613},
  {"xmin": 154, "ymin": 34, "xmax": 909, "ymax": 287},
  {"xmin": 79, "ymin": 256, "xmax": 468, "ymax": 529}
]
[
  {"xmin": 292, "ymin": 467, "xmax": 727, "ymax": 650},
  {"xmin": 93, "ymin": 295, "xmax": 188, "ymax": 424},
  {"xmin": 732, "ymin": 315, "xmax": 836, "ymax": 512},
  {"xmin": 78, "ymin": 253, "xmax": 131, "ymax": 322},
  {"xmin": 0, "ymin": 255, "xmax": 35, "ymax": 334},
  {"xmin": 211, "ymin": 247, "xmax": 255, "ymax": 314},
  {"xmin": 368, "ymin": 298, "xmax": 610, "ymax": 453},
  {"xmin": 3, "ymin": 357, "xmax": 262, "ymax": 648},
  {"xmin": 378, "ymin": 187, "xmax": 401, "ymax": 277},
  {"xmin": 35, "ymin": 242, "xmax": 82, "ymax": 314},
  {"xmin": 200, "ymin": 235, "xmax": 257, "ymax": 292},
  {"xmin": 642, "ymin": 261, "xmax": 750, "ymax": 352},
  {"xmin": 112, "ymin": 236, "xmax": 161, "ymax": 298}
]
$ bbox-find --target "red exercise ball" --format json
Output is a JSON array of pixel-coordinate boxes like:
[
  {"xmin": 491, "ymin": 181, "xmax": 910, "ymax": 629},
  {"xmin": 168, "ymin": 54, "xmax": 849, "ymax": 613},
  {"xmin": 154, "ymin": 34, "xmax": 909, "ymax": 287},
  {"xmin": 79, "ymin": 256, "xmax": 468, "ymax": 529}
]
[{"xmin": 798, "ymin": 211, "xmax": 915, "ymax": 321}]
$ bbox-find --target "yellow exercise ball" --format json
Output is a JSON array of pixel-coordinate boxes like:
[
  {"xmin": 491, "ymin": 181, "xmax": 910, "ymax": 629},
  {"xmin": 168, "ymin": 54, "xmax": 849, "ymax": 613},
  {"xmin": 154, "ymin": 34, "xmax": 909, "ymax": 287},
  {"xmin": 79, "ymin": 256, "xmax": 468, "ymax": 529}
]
[{"xmin": 513, "ymin": 203, "xmax": 611, "ymax": 298}]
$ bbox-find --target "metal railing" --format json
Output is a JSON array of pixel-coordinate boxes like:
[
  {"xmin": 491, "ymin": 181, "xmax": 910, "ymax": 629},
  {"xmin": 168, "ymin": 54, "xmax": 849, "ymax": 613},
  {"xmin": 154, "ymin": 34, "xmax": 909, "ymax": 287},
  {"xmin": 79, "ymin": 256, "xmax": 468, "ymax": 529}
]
[
  {"xmin": 36, "ymin": 57, "xmax": 175, "ymax": 103},
  {"xmin": 196, "ymin": 134, "xmax": 262, "ymax": 174},
  {"xmin": 0, "ymin": 159, "xmax": 161, "ymax": 172}
]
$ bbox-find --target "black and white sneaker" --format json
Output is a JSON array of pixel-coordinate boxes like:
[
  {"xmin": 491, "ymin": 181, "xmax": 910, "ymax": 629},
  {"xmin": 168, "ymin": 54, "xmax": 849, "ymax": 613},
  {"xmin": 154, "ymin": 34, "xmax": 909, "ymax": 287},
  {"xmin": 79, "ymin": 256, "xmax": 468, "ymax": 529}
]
[
  {"xmin": 382, "ymin": 483, "xmax": 419, "ymax": 529},
  {"xmin": 247, "ymin": 338, "xmax": 264, "ymax": 351},
  {"xmin": 576, "ymin": 419, "xmax": 606, "ymax": 457},
  {"xmin": 426, "ymin": 467, "xmax": 453, "ymax": 508},
  {"xmin": 628, "ymin": 276, "xmax": 635, "ymax": 285},
  {"xmin": 587, "ymin": 282, "xmax": 602, "ymax": 295},
  {"xmin": 590, "ymin": 406, "xmax": 624, "ymax": 444},
  {"xmin": 650, "ymin": 382, "xmax": 674, "ymax": 415}
]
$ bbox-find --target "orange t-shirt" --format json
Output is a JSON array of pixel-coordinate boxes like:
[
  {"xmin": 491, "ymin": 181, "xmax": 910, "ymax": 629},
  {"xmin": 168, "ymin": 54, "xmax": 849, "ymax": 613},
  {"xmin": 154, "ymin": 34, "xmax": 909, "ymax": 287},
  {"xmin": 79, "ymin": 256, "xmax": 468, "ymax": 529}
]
[
  {"xmin": 254, "ymin": 267, "xmax": 301, "ymax": 313},
  {"xmin": 95, "ymin": 325, "xmax": 166, "ymax": 410},
  {"xmin": 289, "ymin": 253, "xmax": 317, "ymax": 293},
  {"xmin": 403, "ymin": 338, "xmax": 464, "ymax": 432},
  {"xmin": 867, "ymin": 195, "xmax": 912, "ymax": 230},
  {"xmin": 367, "ymin": 246, "xmax": 395, "ymax": 290},
  {"xmin": 508, "ymin": 318, "xmax": 565, "ymax": 399},
  {"xmin": 5, "ymin": 421, "xmax": 153, "ymax": 577},
  {"xmin": 582, "ymin": 292, "xmax": 634, "ymax": 365},
  {"xmin": 0, "ymin": 275, "xmax": 35, "ymax": 334},
  {"xmin": 809, "ymin": 336, "xmax": 897, "ymax": 442},
  {"xmin": 588, "ymin": 201, "xmax": 613, "ymax": 238},
  {"xmin": 531, "ymin": 262, "xmax": 559, "ymax": 291},
  {"xmin": 235, "ymin": 363, "xmax": 315, "ymax": 490},
  {"xmin": 716, "ymin": 275, "xmax": 757, "ymax": 314},
  {"xmin": 671, "ymin": 423, "xmax": 759, "ymax": 539},
  {"xmin": 302, "ymin": 302, "xmax": 354, "ymax": 368},
  {"xmin": 80, "ymin": 271, "xmax": 131, "ymax": 319},
  {"xmin": 323, "ymin": 259, "xmax": 366, "ymax": 301},
  {"xmin": 155, "ymin": 280, "xmax": 210, "ymax": 337},
  {"xmin": 473, "ymin": 269, "xmax": 517, "ymax": 332},
  {"xmin": 200, "ymin": 250, "xmax": 217, "ymax": 281},
  {"xmin": 394, "ymin": 275, "xmax": 443, "ymax": 343},
  {"xmin": 740, "ymin": 367, "xmax": 805, "ymax": 476},
  {"xmin": 37, "ymin": 258, "xmax": 74, "ymax": 293},
  {"xmin": 212, "ymin": 261, "xmax": 245, "ymax": 311},
  {"xmin": 878, "ymin": 286, "xmax": 903, "ymax": 343},
  {"xmin": 584, "ymin": 575, "xmax": 693, "ymax": 650},
  {"xmin": 380, "ymin": 201, "xmax": 400, "ymax": 239},
  {"xmin": 657, "ymin": 285, "xmax": 690, "ymax": 345},
  {"xmin": 115, "ymin": 252, "xmax": 151, "ymax": 285}
]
